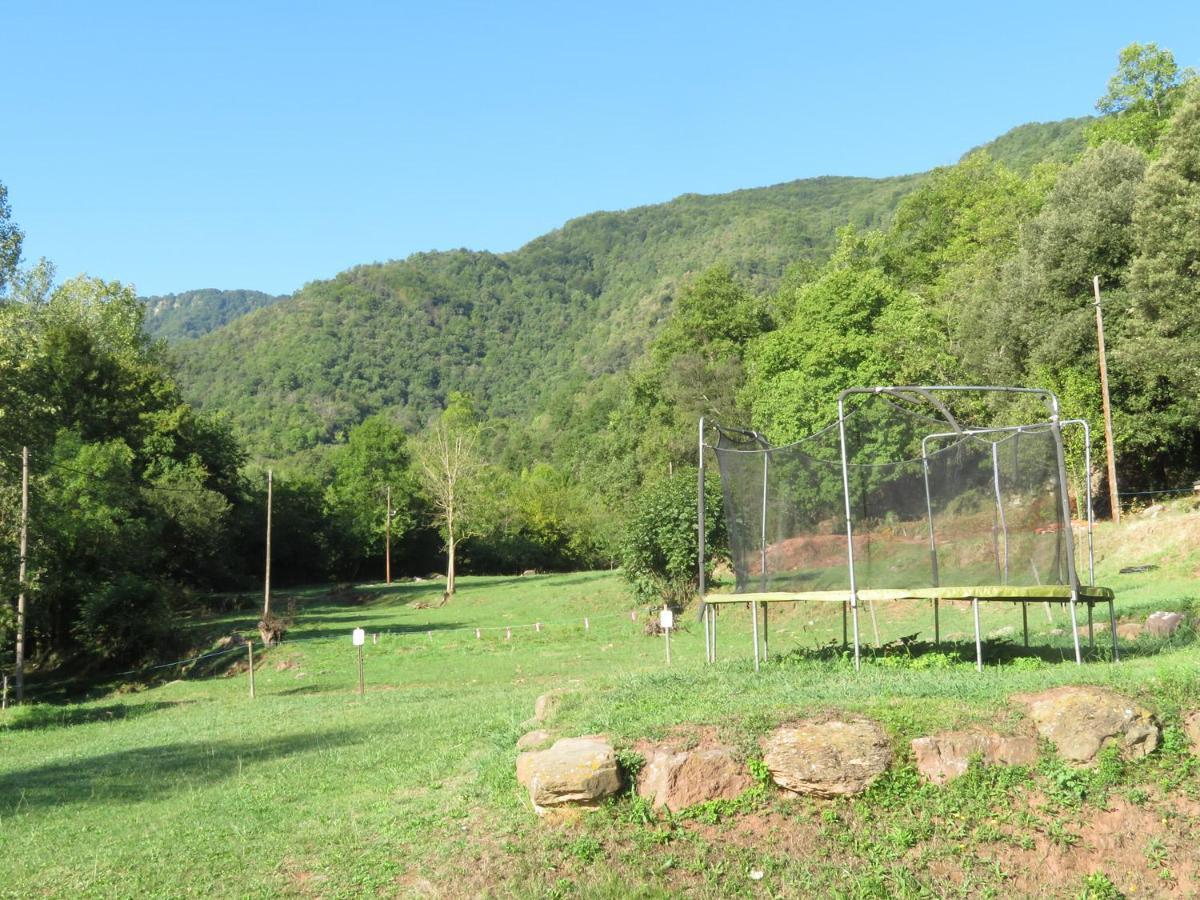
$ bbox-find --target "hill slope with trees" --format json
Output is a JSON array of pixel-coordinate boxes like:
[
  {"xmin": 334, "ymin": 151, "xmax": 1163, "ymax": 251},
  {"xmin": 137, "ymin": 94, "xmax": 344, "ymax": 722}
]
[
  {"xmin": 141, "ymin": 288, "xmax": 288, "ymax": 341},
  {"xmin": 175, "ymin": 115, "xmax": 1095, "ymax": 462}
]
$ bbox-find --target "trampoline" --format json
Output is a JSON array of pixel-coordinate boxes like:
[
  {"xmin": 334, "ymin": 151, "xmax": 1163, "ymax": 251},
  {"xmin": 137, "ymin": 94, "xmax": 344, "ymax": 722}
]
[{"xmin": 697, "ymin": 386, "xmax": 1118, "ymax": 671}]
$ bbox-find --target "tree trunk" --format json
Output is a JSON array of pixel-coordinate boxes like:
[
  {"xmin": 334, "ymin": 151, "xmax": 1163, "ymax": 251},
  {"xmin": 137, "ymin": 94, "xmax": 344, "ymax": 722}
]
[{"xmin": 446, "ymin": 533, "xmax": 456, "ymax": 597}]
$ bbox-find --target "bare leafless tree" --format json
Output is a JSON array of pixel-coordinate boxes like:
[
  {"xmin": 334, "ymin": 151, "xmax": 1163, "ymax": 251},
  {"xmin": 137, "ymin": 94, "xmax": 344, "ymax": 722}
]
[{"xmin": 414, "ymin": 417, "xmax": 483, "ymax": 602}]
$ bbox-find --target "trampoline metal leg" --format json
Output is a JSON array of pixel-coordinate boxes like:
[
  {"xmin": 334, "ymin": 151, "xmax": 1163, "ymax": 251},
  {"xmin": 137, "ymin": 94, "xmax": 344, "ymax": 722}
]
[
  {"xmin": 752, "ymin": 600, "xmax": 761, "ymax": 672},
  {"xmin": 851, "ymin": 598, "xmax": 861, "ymax": 672},
  {"xmin": 1022, "ymin": 603, "xmax": 1029, "ymax": 648},
  {"xmin": 1108, "ymin": 599, "xmax": 1119, "ymax": 662},
  {"xmin": 763, "ymin": 603, "xmax": 769, "ymax": 662},
  {"xmin": 1066, "ymin": 590, "xmax": 1082, "ymax": 665},
  {"xmin": 934, "ymin": 597, "xmax": 940, "ymax": 648},
  {"xmin": 703, "ymin": 605, "xmax": 710, "ymax": 664},
  {"xmin": 972, "ymin": 597, "xmax": 982, "ymax": 672}
]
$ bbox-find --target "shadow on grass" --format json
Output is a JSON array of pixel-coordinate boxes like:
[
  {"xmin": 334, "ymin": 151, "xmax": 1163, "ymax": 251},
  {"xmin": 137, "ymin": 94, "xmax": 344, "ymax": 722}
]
[
  {"xmin": 774, "ymin": 624, "xmax": 1196, "ymax": 668},
  {"xmin": 0, "ymin": 727, "xmax": 369, "ymax": 812},
  {"xmin": 2, "ymin": 701, "xmax": 192, "ymax": 732}
]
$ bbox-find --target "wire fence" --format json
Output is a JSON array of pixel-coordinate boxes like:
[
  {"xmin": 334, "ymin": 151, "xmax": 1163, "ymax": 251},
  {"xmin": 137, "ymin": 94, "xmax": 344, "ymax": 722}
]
[{"xmin": 3, "ymin": 606, "xmax": 654, "ymax": 704}]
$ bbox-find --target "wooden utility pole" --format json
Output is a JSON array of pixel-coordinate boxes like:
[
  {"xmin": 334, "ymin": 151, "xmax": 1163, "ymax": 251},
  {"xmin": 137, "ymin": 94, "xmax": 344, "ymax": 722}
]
[
  {"xmin": 263, "ymin": 468, "xmax": 273, "ymax": 617},
  {"xmin": 15, "ymin": 446, "xmax": 28, "ymax": 703},
  {"xmin": 1093, "ymin": 277, "xmax": 1121, "ymax": 524},
  {"xmin": 385, "ymin": 485, "xmax": 392, "ymax": 585}
]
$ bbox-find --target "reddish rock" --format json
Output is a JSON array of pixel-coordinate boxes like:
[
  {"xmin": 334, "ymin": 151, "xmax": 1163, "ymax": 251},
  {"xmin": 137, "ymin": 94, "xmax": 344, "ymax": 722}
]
[
  {"xmin": 911, "ymin": 730, "xmax": 1038, "ymax": 785},
  {"xmin": 637, "ymin": 746, "xmax": 751, "ymax": 812},
  {"xmin": 1146, "ymin": 611, "xmax": 1186, "ymax": 638},
  {"xmin": 1183, "ymin": 710, "xmax": 1200, "ymax": 756}
]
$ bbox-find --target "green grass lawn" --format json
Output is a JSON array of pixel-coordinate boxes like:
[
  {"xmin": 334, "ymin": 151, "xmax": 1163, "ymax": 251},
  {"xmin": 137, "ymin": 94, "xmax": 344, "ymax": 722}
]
[{"xmin": 2, "ymin": 510, "xmax": 1200, "ymax": 898}]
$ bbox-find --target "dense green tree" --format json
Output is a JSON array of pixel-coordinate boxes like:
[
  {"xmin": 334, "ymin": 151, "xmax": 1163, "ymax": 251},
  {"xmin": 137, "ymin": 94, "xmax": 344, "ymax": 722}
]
[
  {"xmin": 1025, "ymin": 142, "xmax": 1147, "ymax": 296},
  {"xmin": 0, "ymin": 180, "xmax": 21, "ymax": 295},
  {"xmin": 1119, "ymin": 86, "xmax": 1200, "ymax": 482},
  {"xmin": 880, "ymin": 153, "xmax": 1046, "ymax": 292},
  {"xmin": 1, "ymin": 275, "xmax": 246, "ymax": 665},
  {"xmin": 324, "ymin": 414, "xmax": 421, "ymax": 577},
  {"xmin": 651, "ymin": 264, "xmax": 771, "ymax": 364},
  {"xmin": 744, "ymin": 241, "xmax": 954, "ymax": 441},
  {"xmin": 1088, "ymin": 43, "xmax": 1196, "ymax": 154}
]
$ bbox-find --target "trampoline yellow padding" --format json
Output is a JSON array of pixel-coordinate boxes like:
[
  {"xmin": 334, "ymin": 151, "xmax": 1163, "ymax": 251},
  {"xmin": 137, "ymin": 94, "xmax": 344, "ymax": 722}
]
[{"xmin": 702, "ymin": 584, "xmax": 1114, "ymax": 605}]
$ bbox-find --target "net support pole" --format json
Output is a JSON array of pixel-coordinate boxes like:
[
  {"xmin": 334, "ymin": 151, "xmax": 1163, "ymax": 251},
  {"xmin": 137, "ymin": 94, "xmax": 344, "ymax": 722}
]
[
  {"xmin": 836, "ymin": 394, "xmax": 862, "ymax": 671},
  {"xmin": 1079, "ymin": 420, "xmax": 1096, "ymax": 585},
  {"xmin": 1073, "ymin": 418, "xmax": 1117, "ymax": 661},
  {"xmin": 973, "ymin": 597, "xmax": 983, "ymax": 672},
  {"xmin": 1049, "ymin": 403, "xmax": 1084, "ymax": 666},
  {"xmin": 751, "ymin": 601, "xmax": 760, "ymax": 672},
  {"xmin": 992, "ymin": 442, "xmax": 1009, "ymax": 585},
  {"xmin": 921, "ymin": 438, "xmax": 941, "ymax": 647},
  {"xmin": 759, "ymin": 449, "xmax": 769, "ymax": 663}
]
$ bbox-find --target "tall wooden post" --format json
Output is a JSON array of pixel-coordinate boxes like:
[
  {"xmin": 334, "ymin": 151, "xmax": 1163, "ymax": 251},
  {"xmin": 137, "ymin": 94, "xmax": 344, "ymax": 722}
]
[
  {"xmin": 15, "ymin": 446, "xmax": 28, "ymax": 703},
  {"xmin": 1093, "ymin": 277, "xmax": 1120, "ymax": 524},
  {"xmin": 263, "ymin": 468, "xmax": 273, "ymax": 617},
  {"xmin": 385, "ymin": 485, "xmax": 392, "ymax": 585}
]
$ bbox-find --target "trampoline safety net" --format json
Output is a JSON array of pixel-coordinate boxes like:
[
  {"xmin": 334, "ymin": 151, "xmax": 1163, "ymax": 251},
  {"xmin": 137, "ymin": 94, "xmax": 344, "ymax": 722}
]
[{"xmin": 710, "ymin": 393, "xmax": 1077, "ymax": 595}]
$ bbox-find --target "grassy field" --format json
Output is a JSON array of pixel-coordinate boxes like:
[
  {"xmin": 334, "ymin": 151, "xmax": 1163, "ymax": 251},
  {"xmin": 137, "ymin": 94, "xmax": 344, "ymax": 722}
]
[{"xmin": 2, "ymin": 508, "xmax": 1200, "ymax": 898}]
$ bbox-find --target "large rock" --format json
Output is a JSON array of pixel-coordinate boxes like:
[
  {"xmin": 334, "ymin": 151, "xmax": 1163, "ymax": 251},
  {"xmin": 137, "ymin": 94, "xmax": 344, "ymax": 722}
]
[
  {"xmin": 911, "ymin": 730, "xmax": 1038, "ymax": 785},
  {"xmin": 1146, "ymin": 611, "xmax": 1186, "ymax": 638},
  {"xmin": 761, "ymin": 717, "xmax": 892, "ymax": 798},
  {"xmin": 516, "ymin": 737, "xmax": 622, "ymax": 814},
  {"xmin": 533, "ymin": 691, "xmax": 563, "ymax": 723},
  {"xmin": 1116, "ymin": 622, "xmax": 1145, "ymax": 640},
  {"xmin": 637, "ymin": 746, "xmax": 751, "ymax": 812},
  {"xmin": 1014, "ymin": 686, "xmax": 1159, "ymax": 764},
  {"xmin": 516, "ymin": 729, "xmax": 553, "ymax": 751},
  {"xmin": 1183, "ymin": 711, "xmax": 1200, "ymax": 756}
]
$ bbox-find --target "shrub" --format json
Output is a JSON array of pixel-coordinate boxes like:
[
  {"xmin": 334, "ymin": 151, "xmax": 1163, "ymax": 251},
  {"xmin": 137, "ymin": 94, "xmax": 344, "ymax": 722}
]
[
  {"xmin": 619, "ymin": 468, "xmax": 726, "ymax": 608},
  {"xmin": 72, "ymin": 575, "xmax": 178, "ymax": 666}
]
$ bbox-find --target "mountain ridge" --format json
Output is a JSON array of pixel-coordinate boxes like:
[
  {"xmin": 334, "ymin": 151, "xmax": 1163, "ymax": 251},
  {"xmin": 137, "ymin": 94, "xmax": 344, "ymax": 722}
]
[{"xmin": 172, "ymin": 117, "xmax": 1091, "ymax": 459}]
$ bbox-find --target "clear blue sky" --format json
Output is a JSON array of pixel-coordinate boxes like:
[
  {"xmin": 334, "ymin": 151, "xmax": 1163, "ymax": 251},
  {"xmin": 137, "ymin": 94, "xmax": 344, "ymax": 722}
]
[{"xmin": 3, "ymin": 1, "xmax": 1197, "ymax": 296}]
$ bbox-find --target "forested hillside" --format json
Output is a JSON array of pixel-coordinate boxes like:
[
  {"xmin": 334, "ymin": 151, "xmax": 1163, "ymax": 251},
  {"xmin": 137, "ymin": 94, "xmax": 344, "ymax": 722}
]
[
  {"xmin": 173, "ymin": 117, "xmax": 1107, "ymax": 462},
  {"xmin": 175, "ymin": 173, "xmax": 928, "ymax": 456},
  {"xmin": 141, "ymin": 288, "xmax": 288, "ymax": 341},
  {"xmin": 966, "ymin": 116, "xmax": 1091, "ymax": 172}
]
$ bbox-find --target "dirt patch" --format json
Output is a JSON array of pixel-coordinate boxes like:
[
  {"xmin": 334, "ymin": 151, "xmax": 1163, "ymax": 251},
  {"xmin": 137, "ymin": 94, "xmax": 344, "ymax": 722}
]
[{"xmin": 993, "ymin": 794, "xmax": 1200, "ymax": 897}]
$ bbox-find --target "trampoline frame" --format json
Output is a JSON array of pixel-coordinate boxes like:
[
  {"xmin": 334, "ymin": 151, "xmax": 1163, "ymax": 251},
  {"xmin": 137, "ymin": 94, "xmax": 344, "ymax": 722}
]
[{"xmin": 698, "ymin": 386, "xmax": 1118, "ymax": 671}]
